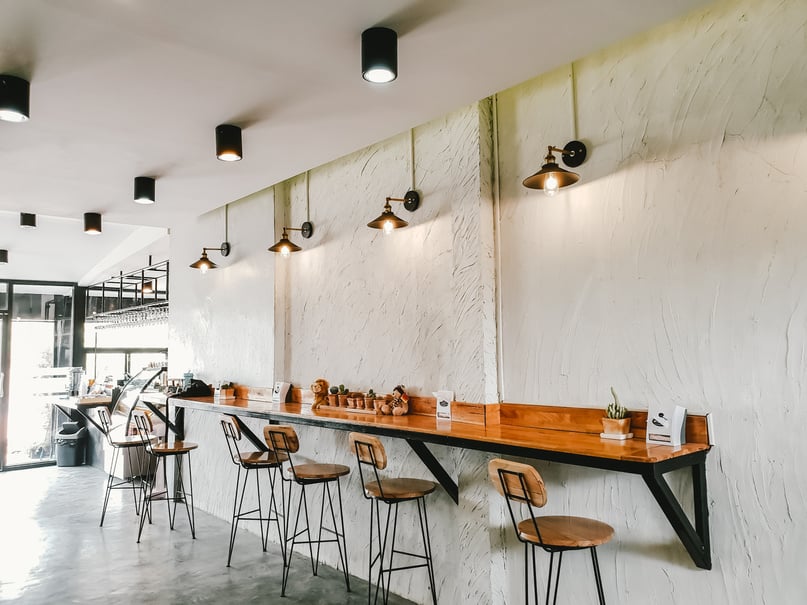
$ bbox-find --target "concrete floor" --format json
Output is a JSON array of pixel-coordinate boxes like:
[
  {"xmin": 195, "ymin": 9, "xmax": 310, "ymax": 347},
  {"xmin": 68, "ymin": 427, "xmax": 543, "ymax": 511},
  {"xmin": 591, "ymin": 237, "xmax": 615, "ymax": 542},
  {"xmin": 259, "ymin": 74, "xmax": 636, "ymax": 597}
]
[{"xmin": 0, "ymin": 465, "xmax": 416, "ymax": 605}]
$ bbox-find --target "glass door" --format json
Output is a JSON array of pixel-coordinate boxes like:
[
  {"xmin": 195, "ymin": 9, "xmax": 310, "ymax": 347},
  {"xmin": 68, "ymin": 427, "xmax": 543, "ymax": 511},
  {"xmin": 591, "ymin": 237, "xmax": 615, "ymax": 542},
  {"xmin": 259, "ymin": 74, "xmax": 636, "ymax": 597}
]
[{"xmin": 1, "ymin": 283, "xmax": 75, "ymax": 469}]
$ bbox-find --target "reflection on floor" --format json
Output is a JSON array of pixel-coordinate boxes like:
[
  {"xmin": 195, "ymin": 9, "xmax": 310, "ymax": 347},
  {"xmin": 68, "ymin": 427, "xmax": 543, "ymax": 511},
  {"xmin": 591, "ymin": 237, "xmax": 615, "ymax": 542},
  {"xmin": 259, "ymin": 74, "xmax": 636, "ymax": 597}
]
[{"xmin": 0, "ymin": 466, "xmax": 415, "ymax": 604}]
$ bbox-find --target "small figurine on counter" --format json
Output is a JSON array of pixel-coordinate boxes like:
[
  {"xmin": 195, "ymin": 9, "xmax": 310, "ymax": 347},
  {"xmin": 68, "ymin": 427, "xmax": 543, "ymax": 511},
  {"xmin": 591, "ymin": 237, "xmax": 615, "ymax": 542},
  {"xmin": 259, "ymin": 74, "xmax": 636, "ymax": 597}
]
[
  {"xmin": 311, "ymin": 378, "xmax": 329, "ymax": 411},
  {"xmin": 378, "ymin": 384, "xmax": 410, "ymax": 416}
]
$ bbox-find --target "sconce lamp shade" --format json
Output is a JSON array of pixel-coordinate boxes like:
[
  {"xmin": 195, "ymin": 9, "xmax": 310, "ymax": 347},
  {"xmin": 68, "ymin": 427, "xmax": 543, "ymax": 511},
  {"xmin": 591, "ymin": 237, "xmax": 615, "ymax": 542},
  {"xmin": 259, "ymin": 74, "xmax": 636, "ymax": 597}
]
[
  {"xmin": 268, "ymin": 230, "xmax": 302, "ymax": 257},
  {"xmin": 0, "ymin": 249, "xmax": 7, "ymax": 264},
  {"xmin": 523, "ymin": 141, "xmax": 587, "ymax": 196},
  {"xmin": 20, "ymin": 212, "xmax": 36, "ymax": 228},
  {"xmin": 362, "ymin": 27, "xmax": 397, "ymax": 83},
  {"xmin": 190, "ymin": 250, "xmax": 217, "ymax": 273},
  {"xmin": 216, "ymin": 124, "xmax": 242, "ymax": 161},
  {"xmin": 84, "ymin": 212, "xmax": 102, "ymax": 234},
  {"xmin": 367, "ymin": 201, "xmax": 409, "ymax": 233},
  {"xmin": 0, "ymin": 75, "xmax": 30, "ymax": 122},
  {"xmin": 134, "ymin": 176, "xmax": 156, "ymax": 204}
]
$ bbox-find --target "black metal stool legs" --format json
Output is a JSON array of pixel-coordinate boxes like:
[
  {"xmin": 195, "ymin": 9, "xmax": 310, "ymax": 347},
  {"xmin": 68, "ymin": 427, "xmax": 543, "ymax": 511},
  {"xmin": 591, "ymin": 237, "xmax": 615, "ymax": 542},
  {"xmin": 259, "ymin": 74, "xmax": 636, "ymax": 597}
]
[
  {"xmin": 100, "ymin": 445, "xmax": 144, "ymax": 526},
  {"xmin": 227, "ymin": 464, "xmax": 285, "ymax": 567},
  {"xmin": 590, "ymin": 547, "xmax": 606, "ymax": 605},
  {"xmin": 137, "ymin": 452, "xmax": 195, "ymax": 543}
]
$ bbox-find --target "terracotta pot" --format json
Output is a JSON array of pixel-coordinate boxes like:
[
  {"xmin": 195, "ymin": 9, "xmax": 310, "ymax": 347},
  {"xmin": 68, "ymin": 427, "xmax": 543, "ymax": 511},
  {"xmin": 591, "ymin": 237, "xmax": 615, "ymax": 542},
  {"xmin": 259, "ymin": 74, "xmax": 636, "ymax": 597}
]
[
  {"xmin": 347, "ymin": 397, "xmax": 358, "ymax": 408},
  {"xmin": 327, "ymin": 394, "xmax": 338, "ymax": 407},
  {"xmin": 601, "ymin": 417, "xmax": 631, "ymax": 435},
  {"xmin": 337, "ymin": 394, "xmax": 349, "ymax": 407},
  {"xmin": 364, "ymin": 397, "xmax": 374, "ymax": 409}
]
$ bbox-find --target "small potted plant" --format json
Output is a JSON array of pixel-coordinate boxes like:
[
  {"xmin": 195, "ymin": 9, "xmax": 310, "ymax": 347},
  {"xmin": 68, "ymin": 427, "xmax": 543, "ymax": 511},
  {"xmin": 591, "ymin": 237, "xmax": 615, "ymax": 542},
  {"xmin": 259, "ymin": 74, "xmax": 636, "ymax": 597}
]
[
  {"xmin": 364, "ymin": 389, "xmax": 376, "ymax": 410},
  {"xmin": 327, "ymin": 386, "xmax": 339, "ymax": 407},
  {"xmin": 337, "ymin": 384, "xmax": 349, "ymax": 407},
  {"xmin": 601, "ymin": 386, "xmax": 632, "ymax": 439},
  {"xmin": 219, "ymin": 382, "xmax": 236, "ymax": 399}
]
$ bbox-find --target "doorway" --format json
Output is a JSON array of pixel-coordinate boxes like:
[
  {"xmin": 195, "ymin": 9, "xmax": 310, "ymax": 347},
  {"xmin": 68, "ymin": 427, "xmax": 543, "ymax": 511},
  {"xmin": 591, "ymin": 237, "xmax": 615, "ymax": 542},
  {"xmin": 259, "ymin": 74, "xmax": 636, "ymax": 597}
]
[{"xmin": 0, "ymin": 282, "xmax": 76, "ymax": 470}]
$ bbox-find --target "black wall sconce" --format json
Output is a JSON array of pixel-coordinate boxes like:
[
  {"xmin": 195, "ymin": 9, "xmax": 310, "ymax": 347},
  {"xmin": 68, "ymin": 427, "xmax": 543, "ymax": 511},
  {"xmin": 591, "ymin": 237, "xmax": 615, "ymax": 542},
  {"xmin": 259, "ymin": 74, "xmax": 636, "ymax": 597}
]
[
  {"xmin": 0, "ymin": 249, "xmax": 7, "ymax": 264},
  {"xmin": 216, "ymin": 124, "xmax": 242, "ymax": 161},
  {"xmin": 268, "ymin": 222, "xmax": 314, "ymax": 257},
  {"xmin": 20, "ymin": 212, "xmax": 36, "ymax": 228},
  {"xmin": 134, "ymin": 176, "xmax": 156, "ymax": 204},
  {"xmin": 84, "ymin": 212, "xmax": 102, "ymax": 234},
  {"xmin": 522, "ymin": 141, "xmax": 587, "ymax": 196},
  {"xmin": 362, "ymin": 27, "xmax": 397, "ymax": 83},
  {"xmin": 190, "ymin": 204, "xmax": 232, "ymax": 273},
  {"xmin": 367, "ymin": 191, "xmax": 420, "ymax": 234},
  {"xmin": 0, "ymin": 74, "xmax": 30, "ymax": 123}
]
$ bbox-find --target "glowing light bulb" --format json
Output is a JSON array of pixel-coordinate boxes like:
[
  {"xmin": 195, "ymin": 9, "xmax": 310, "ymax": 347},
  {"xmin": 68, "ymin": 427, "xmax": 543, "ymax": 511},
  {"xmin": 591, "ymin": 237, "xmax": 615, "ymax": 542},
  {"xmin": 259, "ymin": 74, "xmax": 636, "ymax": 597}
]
[
  {"xmin": 383, "ymin": 220, "xmax": 394, "ymax": 235},
  {"xmin": 200, "ymin": 263, "xmax": 209, "ymax": 274},
  {"xmin": 544, "ymin": 174, "xmax": 559, "ymax": 197},
  {"xmin": 281, "ymin": 245, "xmax": 290, "ymax": 258}
]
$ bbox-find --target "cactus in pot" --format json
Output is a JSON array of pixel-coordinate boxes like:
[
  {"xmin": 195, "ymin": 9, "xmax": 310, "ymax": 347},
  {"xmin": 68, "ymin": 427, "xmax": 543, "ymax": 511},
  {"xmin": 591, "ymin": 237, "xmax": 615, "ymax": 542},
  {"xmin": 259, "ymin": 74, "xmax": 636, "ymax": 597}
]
[{"xmin": 601, "ymin": 387, "xmax": 631, "ymax": 438}]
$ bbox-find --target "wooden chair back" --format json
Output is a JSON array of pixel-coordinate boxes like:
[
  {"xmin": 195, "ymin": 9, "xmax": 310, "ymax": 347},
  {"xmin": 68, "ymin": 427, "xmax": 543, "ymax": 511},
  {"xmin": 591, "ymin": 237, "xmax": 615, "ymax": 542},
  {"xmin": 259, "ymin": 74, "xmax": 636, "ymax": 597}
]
[
  {"xmin": 348, "ymin": 433, "xmax": 387, "ymax": 470},
  {"xmin": 263, "ymin": 425, "xmax": 300, "ymax": 454},
  {"xmin": 488, "ymin": 458, "xmax": 547, "ymax": 508}
]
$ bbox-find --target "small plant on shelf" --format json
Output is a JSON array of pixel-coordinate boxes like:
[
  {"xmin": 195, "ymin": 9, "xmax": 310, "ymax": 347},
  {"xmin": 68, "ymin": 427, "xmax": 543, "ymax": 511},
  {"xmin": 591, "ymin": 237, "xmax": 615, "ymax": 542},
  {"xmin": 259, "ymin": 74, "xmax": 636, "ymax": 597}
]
[
  {"xmin": 327, "ymin": 385, "xmax": 339, "ymax": 407},
  {"xmin": 218, "ymin": 382, "xmax": 236, "ymax": 399},
  {"xmin": 601, "ymin": 386, "xmax": 631, "ymax": 439},
  {"xmin": 337, "ymin": 384, "xmax": 349, "ymax": 407}
]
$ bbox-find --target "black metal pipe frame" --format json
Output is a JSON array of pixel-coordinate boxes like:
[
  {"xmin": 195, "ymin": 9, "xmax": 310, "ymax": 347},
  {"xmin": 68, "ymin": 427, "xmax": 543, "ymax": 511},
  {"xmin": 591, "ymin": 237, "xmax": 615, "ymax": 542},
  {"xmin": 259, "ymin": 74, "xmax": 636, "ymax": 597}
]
[{"xmin": 172, "ymin": 399, "xmax": 712, "ymax": 569}]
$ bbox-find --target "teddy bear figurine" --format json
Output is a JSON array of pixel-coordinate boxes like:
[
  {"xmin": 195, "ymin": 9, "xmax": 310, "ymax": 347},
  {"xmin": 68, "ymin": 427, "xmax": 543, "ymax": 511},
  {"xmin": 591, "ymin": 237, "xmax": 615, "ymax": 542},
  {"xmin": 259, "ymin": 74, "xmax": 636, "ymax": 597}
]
[
  {"xmin": 310, "ymin": 378, "xmax": 329, "ymax": 411},
  {"xmin": 389, "ymin": 384, "xmax": 409, "ymax": 416}
]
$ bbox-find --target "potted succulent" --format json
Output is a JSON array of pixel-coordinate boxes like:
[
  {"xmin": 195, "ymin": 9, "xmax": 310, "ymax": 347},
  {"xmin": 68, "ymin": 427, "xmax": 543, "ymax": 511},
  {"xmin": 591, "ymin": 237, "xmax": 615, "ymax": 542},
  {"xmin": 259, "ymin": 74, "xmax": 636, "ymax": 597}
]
[
  {"xmin": 337, "ymin": 384, "xmax": 349, "ymax": 407},
  {"xmin": 601, "ymin": 386, "xmax": 632, "ymax": 439},
  {"xmin": 327, "ymin": 386, "xmax": 339, "ymax": 407},
  {"xmin": 219, "ymin": 382, "xmax": 236, "ymax": 399},
  {"xmin": 364, "ymin": 389, "xmax": 376, "ymax": 410}
]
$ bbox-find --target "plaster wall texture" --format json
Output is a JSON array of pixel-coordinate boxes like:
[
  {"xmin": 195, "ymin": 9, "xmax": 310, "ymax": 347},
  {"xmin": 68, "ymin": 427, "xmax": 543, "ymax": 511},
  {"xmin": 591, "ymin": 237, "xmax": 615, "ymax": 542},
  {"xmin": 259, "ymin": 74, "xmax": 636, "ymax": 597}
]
[{"xmin": 168, "ymin": 0, "xmax": 807, "ymax": 602}]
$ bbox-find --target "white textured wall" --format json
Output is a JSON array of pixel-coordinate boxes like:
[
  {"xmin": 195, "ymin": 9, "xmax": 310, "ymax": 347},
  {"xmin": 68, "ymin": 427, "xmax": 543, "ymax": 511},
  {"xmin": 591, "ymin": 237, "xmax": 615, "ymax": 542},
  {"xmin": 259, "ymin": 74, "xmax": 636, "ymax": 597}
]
[
  {"xmin": 168, "ymin": 0, "xmax": 807, "ymax": 602},
  {"xmin": 496, "ymin": 0, "xmax": 807, "ymax": 603}
]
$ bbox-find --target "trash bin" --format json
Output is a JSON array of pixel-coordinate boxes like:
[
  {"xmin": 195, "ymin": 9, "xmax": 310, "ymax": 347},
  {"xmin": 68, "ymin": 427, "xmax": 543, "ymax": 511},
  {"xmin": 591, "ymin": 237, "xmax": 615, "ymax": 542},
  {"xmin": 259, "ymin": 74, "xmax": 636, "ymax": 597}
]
[{"xmin": 56, "ymin": 423, "xmax": 87, "ymax": 467}]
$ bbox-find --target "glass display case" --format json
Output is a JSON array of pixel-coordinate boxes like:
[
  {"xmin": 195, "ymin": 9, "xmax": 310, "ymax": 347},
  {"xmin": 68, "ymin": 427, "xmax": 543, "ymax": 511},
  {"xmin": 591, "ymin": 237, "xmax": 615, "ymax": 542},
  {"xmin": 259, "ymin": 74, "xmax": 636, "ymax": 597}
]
[{"xmin": 112, "ymin": 364, "xmax": 166, "ymax": 430}]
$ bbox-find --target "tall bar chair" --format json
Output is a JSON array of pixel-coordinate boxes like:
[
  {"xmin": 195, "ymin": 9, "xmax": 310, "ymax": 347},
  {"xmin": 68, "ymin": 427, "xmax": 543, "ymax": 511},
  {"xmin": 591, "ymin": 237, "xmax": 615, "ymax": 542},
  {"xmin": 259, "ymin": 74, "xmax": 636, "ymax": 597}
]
[
  {"xmin": 132, "ymin": 410, "xmax": 198, "ymax": 542},
  {"xmin": 349, "ymin": 433, "xmax": 438, "ymax": 605},
  {"xmin": 97, "ymin": 406, "xmax": 156, "ymax": 526},
  {"xmin": 220, "ymin": 415, "xmax": 287, "ymax": 567},
  {"xmin": 488, "ymin": 458, "xmax": 614, "ymax": 605},
  {"xmin": 264, "ymin": 424, "xmax": 351, "ymax": 597}
]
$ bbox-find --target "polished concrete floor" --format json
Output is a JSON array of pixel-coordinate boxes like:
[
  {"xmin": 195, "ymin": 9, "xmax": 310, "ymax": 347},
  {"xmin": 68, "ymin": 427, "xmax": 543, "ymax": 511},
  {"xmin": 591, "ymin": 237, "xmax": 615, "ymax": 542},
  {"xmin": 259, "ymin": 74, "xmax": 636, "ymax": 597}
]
[{"xmin": 0, "ymin": 465, "xmax": 416, "ymax": 604}]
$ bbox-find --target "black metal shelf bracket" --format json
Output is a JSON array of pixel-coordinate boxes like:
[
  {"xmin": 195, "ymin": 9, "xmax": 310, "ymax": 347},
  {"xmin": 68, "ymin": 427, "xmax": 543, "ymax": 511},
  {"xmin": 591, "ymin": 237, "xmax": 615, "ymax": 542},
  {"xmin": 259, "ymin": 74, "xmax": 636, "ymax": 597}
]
[{"xmin": 406, "ymin": 439, "xmax": 459, "ymax": 504}]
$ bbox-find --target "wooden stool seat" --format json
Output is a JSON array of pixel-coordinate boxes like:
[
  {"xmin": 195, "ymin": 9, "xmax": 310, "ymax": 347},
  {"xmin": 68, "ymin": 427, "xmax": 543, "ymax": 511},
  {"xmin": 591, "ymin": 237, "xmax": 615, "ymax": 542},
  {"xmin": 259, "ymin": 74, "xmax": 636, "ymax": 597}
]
[
  {"xmin": 108, "ymin": 433, "xmax": 157, "ymax": 448},
  {"xmin": 152, "ymin": 440, "xmax": 198, "ymax": 455},
  {"xmin": 363, "ymin": 477, "xmax": 437, "ymax": 501},
  {"xmin": 517, "ymin": 516, "xmax": 614, "ymax": 549},
  {"xmin": 289, "ymin": 462, "xmax": 350, "ymax": 482},
  {"xmin": 237, "ymin": 450, "xmax": 288, "ymax": 468}
]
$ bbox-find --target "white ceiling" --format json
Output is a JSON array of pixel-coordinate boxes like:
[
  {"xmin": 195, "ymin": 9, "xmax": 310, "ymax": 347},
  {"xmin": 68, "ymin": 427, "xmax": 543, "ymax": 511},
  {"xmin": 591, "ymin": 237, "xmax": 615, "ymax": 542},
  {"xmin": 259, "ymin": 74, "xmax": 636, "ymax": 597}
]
[{"xmin": 0, "ymin": 0, "xmax": 712, "ymax": 284}]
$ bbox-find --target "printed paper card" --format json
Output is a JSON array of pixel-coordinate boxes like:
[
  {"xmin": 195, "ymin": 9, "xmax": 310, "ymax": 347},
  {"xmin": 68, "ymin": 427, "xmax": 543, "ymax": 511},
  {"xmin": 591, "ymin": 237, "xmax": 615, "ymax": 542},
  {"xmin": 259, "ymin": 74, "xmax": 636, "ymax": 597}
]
[{"xmin": 646, "ymin": 403, "xmax": 687, "ymax": 446}]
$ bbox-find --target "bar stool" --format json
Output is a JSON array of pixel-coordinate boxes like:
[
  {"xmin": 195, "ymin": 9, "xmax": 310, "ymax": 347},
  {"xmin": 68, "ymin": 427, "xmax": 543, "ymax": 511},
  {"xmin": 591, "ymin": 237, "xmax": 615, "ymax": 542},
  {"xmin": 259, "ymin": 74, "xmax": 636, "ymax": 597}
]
[
  {"xmin": 348, "ymin": 433, "xmax": 438, "ymax": 605},
  {"xmin": 488, "ymin": 458, "xmax": 614, "ymax": 605},
  {"xmin": 220, "ymin": 415, "xmax": 287, "ymax": 567},
  {"xmin": 263, "ymin": 424, "xmax": 351, "ymax": 597},
  {"xmin": 97, "ymin": 406, "xmax": 154, "ymax": 526},
  {"xmin": 132, "ymin": 410, "xmax": 198, "ymax": 542}
]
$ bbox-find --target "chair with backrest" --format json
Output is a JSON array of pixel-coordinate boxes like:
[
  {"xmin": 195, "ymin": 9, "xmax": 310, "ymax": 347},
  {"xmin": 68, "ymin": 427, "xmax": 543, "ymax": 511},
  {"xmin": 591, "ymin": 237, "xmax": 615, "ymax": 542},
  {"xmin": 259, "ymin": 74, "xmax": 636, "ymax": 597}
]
[
  {"xmin": 264, "ymin": 424, "xmax": 351, "ymax": 597},
  {"xmin": 97, "ymin": 406, "xmax": 154, "ymax": 526},
  {"xmin": 132, "ymin": 409, "xmax": 198, "ymax": 542},
  {"xmin": 220, "ymin": 414, "xmax": 287, "ymax": 566},
  {"xmin": 488, "ymin": 458, "xmax": 614, "ymax": 604},
  {"xmin": 349, "ymin": 432, "xmax": 438, "ymax": 605}
]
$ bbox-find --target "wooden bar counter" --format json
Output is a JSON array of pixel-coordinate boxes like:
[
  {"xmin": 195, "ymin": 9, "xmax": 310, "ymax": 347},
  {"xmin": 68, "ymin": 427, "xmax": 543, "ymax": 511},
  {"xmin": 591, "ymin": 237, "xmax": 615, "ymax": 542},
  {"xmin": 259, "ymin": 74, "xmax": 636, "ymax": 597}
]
[{"xmin": 172, "ymin": 390, "xmax": 712, "ymax": 570}]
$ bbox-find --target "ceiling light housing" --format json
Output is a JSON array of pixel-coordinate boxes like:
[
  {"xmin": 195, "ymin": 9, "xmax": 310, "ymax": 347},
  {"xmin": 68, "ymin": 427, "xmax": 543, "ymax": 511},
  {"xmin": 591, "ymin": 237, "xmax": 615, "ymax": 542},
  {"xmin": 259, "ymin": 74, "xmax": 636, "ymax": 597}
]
[
  {"xmin": 84, "ymin": 212, "xmax": 102, "ymax": 234},
  {"xmin": 268, "ymin": 222, "xmax": 313, "ymax": 257},
  {"xmin": 0, "ymin": 75, "xmax": 30, "ymax": 123},
  {"xmin": 367, "ymin": 191, "xmax": 420, "ymax": 234},
  {"xmin": 523, "ymin": 141, "xmax": 587, "ymax": 196},
  {"xmin": 134, "ymin": 176, "xmax": 156, "ymax": 204},
  {"xmin": 20, "ymin": 212, "xmax": 36, "ymax": 228},
  {"xmin": 216, "ymin": 124, "xmax": 242, "ymax": 161},
  {"xmin": 362, "ymin": 27, "xmax": 397, "ymax": 83}
]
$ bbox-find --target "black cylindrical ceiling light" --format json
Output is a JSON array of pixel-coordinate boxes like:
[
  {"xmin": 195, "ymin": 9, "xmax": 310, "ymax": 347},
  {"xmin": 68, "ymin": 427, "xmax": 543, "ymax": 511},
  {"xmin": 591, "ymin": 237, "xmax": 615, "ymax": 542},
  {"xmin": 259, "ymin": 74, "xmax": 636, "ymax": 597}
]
[
  {"xmin": 362, "ymin": 27, "xmax": 397, "ymax": 83},
  {"xmin": 20, "ymin": 212, "xmax": 36, "ymax": 228},
  {"xmin": 216, "ymin": 124, "xmax": 242, "ymax": 161},
  {"xmin": 84, "ymin": 212, "xmax": 102, "ymax": 234},
  {"xmin": 0, "ymin": 75, "xmax": 30, "ymax": 122},
  {"xmin": 0, "ymin": 249, "xmax": 7, "ymax": 264},
  {"xmin": 134, "ymin": 176, "xmax": 156, "ymax": 204}
]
